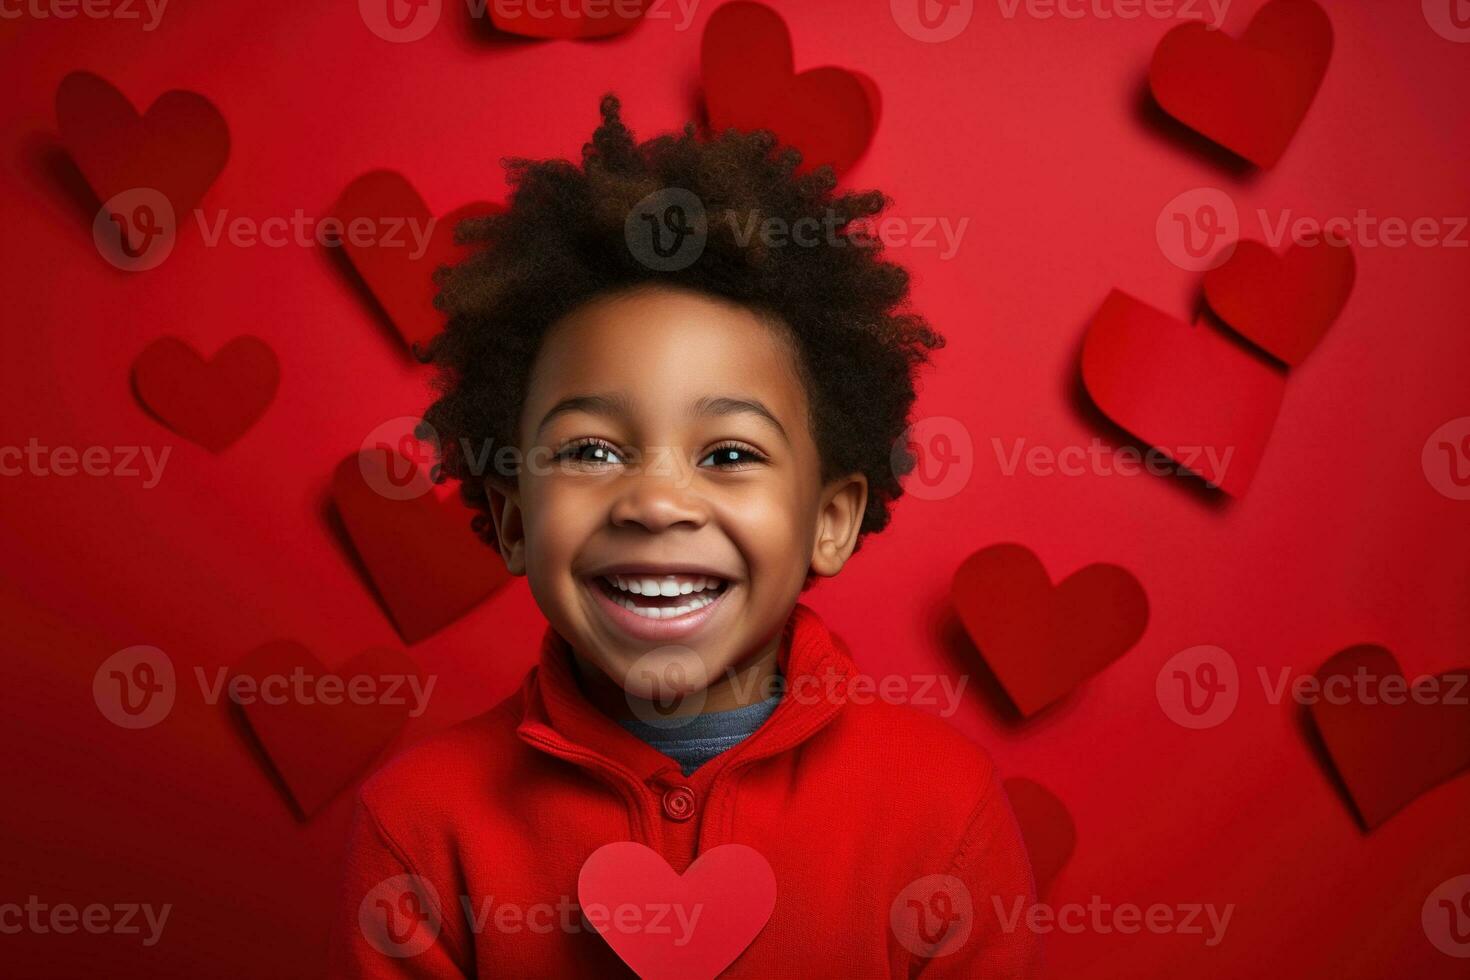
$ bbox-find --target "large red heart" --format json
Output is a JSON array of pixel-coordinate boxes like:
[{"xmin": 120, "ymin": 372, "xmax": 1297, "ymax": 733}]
[
  {"xmin": 132, "ymin": 336, "xmax": 279, "ymax": 452},
  {"xmin": 1203, "ymin": 238, "xmax": 1355, "ymax": 366},
  {"xmin": 1149, "ymin": 0, "xmax": 1332, "ymax": 168},
  {"xmin": 234, "ymin": 641, "xmax": 418, "ymax": 818},
  {"xmin": 1081, "ymin": 289, "xmax": 1287, "ymax": 496},
  {"xmin": 578, "ymin": 842, "xmax": 776, "ymax": 980},
  {"xmin": 332, "ymin": 449, "xmax": 512, "ymax": 644},
  {"xmin": 1307, "ymin": 645, "xmax": 1470, "ymax": 831},
  {"xmin": 1003, "ymin": 777, "xmax": 1075, "ymax": 897},
  {"xmin": 952, "ymin": 543, "xmax": 1148, "ymax": 718},
  {"xmin": 333, "ymin": 170, "xmax": 500, "ymax": 353},
  {"xmin": 701, "ymin": 1, "xmax": 879, "ymax": 176},
  {"xmin": 55, "ymin": 71, "xmax": 229, "ymax": 220},
  {"xmin": 489, "ymin": 0, "xmax": 648, "ymax": 38}
]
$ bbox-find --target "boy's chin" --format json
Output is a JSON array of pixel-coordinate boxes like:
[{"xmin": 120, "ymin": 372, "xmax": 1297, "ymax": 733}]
[
  {"xmin": 610, "ymin": 645, "xmax": 720, "ymax": 701},
  {"xmin": 592, "ymin": 646, "xmax": 725, "ymax": 723}
]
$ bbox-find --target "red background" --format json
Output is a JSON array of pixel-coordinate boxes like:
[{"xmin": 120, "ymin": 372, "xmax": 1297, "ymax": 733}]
[{"xmin": 3, "ymin": 1, "xmax": 1468, "ymax": 976}]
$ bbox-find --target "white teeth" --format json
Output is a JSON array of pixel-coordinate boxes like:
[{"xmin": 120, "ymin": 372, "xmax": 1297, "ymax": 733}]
[
  {"xmin": 595, "ymin": 573, "xmax": 731, "ymax": 621},
  {"xmin": 601, "ymin": 574, "xmax": 725, "ymax": 595},
  {"xmin": 603, "ymin": 589, "xmax": 719, "ymax": 619}
]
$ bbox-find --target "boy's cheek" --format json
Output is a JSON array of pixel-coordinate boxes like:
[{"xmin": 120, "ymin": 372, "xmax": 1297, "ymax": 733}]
[{"xmin": 523, "ymin": 486, "xmax": 603, "ymax": 556}]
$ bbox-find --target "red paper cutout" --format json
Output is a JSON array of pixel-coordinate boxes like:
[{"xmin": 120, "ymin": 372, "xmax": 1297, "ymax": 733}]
[
  {"xmin": 1004, "ymin": 777, "xmax": 1075, "ymax": 897},
  {"xmin": 952, "ymin": 543, "xmax": 1148, "ymax": 718},
  {"xmin": 333, "ymin": 170, "xmax": 501, "ymax": 353},
  {"xmin": 235, "ymin": 641, "xmax": 415, "ymax": 818},
  {"xmin": 332, "ymin": 449, "xmax": 512, "ymax": 644},
  {"xmin": 1203, "ymin": 237, "xmax": 1355, "ymax": 366},
  {"xmin": 1081, "ymin": 289, "xmax": 1287, "ymax": 496},
  {"xmin": 1308, "ymin": 645, "xmax": 1470, "ymax": 830},
  {"xmin": 701, "ymin": 1, "xmax": 879, "ymax": 176},
  {"xmin": 489, "ymin": 0, "xmax": 648, "ymax": 38},
  {"xmin": 1149, "ymin": 0, "xmax": 1332, "ymax": 168},
  {"xmin": 55, "ymin": 71, "xmax": 229, "ymax": 218},
  {"xmin": 578, "ymin": 842, "xmax": 776, "ymax": 980},
  {"xmin": 132, "ymin": 336, "xmax": 278, "ymax": 452}
]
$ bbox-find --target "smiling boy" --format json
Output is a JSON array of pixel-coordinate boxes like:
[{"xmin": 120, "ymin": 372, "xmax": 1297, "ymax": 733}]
[{"xmin": 330, "ymin": 96, "xmax": 1038, "ymax": 978}]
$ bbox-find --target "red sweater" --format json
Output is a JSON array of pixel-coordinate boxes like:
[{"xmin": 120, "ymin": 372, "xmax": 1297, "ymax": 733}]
[{"xmin": 329, "ymin": 603, "xmax": 1040, "ymax": 978}]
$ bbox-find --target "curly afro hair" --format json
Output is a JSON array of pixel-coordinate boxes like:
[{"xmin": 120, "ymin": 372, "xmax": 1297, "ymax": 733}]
[{"xmin": 416, "ymin": 94, "xmax": 944, "ymax": 557}]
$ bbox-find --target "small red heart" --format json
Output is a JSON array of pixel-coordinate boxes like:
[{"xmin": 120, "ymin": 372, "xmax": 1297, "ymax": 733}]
[
  {"xmin": 1308, "ymin": 645, "xmax": 1470, "ymax": 830},
  {"xmin": 701, "ymin": 1, "xmax": 879, "ymax": 176},
  {"xmin": 1149, "ymin": 0, "xmax": 1332, "ymax": 168},
  {"xmin": 577, "ymin": 842, "xmax": 776, "ymax": 980},
  {"xmin": 332, "ymin": 449, "xmax": 512, "ymax": 644},
  {"xmin": 55, "ymin": 71, "xmax": 229, "ymax": 217},
  {"xmin": 235, "ymin": 641, "xmax": 417, "ymax": 818},
  {"xmin": 333, "ymin": 171, "xmax": 501, "ymax": 353},
  {"xmin": 1081, "ymin": 289, "xmax": 1287, "ymax": 496},
  {"xmin": 1203, "ymin": 238, "xmax": 1355, "ymax": 366},
  {"xmin": 1004, "ymin": 777, "xmax": 1075, "ymax": 897},
  {"xmin": 132, "ymin": 336, "xmax": 278, "ymax": 452},
  {"xmin": 489, "ymin": 0, "xmax": 648, "ymax": 38},
  {"xmin": 952, "ymin": 543, "xmax": 1148, "ymax": 718}
]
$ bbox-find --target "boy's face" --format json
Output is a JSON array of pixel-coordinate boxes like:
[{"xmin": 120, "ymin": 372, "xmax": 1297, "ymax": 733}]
[{"xmin": 487, "ymin": 285, "xmax": 867, "ymax": 704}]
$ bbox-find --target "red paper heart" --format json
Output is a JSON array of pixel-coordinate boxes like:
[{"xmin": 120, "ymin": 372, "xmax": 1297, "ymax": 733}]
[
  {"xmin": 701, "ymin": 1, "xmax": 879, "ymax": 176},
  {"xmin": 489, "ymin": 0, "xmax": 648, "ymax": 38},
  {"xmin": 952, "ymin": 543, "xmax": 1148, "ymax": 718},
  {"xmin": 1149, "ymin": 0, "xmax": 1332, "ymax": 168},
  {"xmin": 333, "ymin": 171, "xmax": 500, "ymax": 353},
  {"xmin": 132, "ymin": 336, "xmax": 278, "ymax": 452},
  {"xmin": 1004, "ymin": 777, "xmax": 1075, "ymax": 897},
  {"xmin": 578, "ymin": 842, "xmax": 776, "ymax": 980},
  {"xmin": 1203, "ymin": 238, "xmax": 1355, "ymax": 366},
  {"xmin": 235, "ymin": 641, "xmax": 417, "ymax": 818},
  {"xmin": 1308, "ymin": 645, "xmax": 1470, "ymax": 830},
  {"xmin": 1081, "ymin": 289, "xmax": 1287, "ymax": 496},
  {"xmin": 332, "ymin": 449, "xmax": 512, "ymax": 644},
  {"xmin": 55, "ymin": 71, "xmax": 229, "ymax": 220}
]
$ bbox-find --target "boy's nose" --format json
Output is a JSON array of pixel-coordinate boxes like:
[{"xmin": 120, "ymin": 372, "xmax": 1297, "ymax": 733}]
[{"xmin": 608, "ymin": 450, "xmax": 707, "ymax": 532}]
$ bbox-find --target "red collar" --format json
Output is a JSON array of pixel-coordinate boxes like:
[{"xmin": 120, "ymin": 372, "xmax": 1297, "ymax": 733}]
[{"xmin": 515, "ymin": 603, "xmax": 852, "ymax": 788}]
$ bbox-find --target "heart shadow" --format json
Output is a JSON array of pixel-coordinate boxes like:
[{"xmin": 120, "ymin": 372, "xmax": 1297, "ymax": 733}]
[{"xmin": 1131, "ymin": 76, "xmax": 1259, "ymax": 182}]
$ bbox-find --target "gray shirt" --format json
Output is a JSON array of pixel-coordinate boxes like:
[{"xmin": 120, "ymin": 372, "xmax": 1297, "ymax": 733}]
[{"xmin": 618, "ymin": 694, "xmax": 783, "ymax": 777}]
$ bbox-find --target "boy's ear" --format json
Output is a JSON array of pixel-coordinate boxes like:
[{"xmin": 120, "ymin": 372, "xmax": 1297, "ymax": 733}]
[
  {"xmin": 810, "ymin": 473, "xmax": 868, "ymax": 578},
  {"xmin": 485, "ymin": 476, "xmax": 527, "ymax": 576}
]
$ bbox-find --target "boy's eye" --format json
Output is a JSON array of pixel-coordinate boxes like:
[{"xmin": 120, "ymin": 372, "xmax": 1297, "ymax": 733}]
[
  {"xmin": 556, "ymin": 439, "xmax": 624, "ymax": 466},
  {"xmin": 700, "ymin": 444, "xmax": 768, "ymax": 468}
]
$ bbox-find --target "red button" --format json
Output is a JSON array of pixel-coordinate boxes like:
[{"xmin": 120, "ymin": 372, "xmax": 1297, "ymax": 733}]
[{"xmin": 661, "ymin": 786, "xmax": 696, "ymax": 821}]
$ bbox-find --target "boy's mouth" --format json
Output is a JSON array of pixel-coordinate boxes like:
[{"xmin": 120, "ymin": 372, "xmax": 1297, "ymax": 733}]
[
  {"xmin": 582, "ymin": 568, "xmax": 734, "ymax": 641},
  {"xmin": 594, "ymin": 572, "xmax": 729, "ymax": 618}
]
